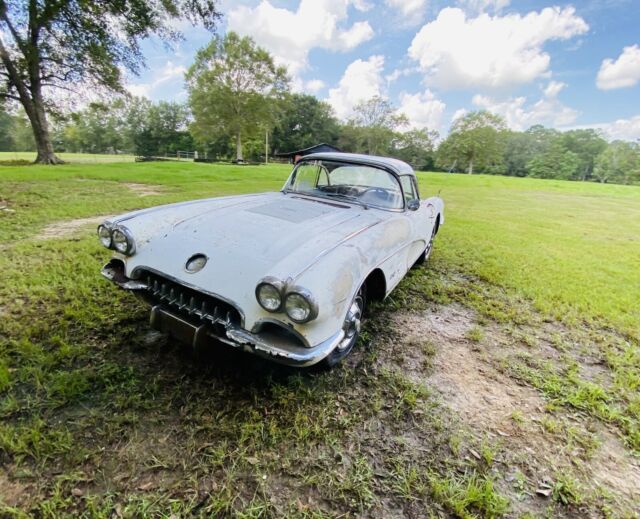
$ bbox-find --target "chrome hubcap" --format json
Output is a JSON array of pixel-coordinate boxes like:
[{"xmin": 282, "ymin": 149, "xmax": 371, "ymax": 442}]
[
  {"xmin": 338, "ymin": 294, "xmax": 363, "ymax": 350},
  {"xmin": 425, "ymin": 228, "xmax": 436, "ymax": 258}
]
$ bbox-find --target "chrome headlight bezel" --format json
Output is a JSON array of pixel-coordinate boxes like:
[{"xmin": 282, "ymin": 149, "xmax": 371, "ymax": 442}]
[
  {"xmin": 284, "ymin": 286, "xmax": 319, "ymax": 324},
  {"xmin": 111, "ymin": 226, "xmax": 136, "ymax": 256},
  {"xmin": 97, "ymin": 224, "xmax": 113, "ymax": 249},
  {"xmin": 255, "ymin": 276, "xmax": 285, "ymax": 312}
]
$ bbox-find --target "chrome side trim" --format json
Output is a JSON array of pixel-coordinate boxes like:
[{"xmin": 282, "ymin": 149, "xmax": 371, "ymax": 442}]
[{"xmin": 291, "ymin": 220, "xmax": 382, "ymax": 281}]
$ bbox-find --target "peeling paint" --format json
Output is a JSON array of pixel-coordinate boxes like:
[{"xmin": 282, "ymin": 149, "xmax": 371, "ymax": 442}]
[{"xmin": 99, "ymin": 154, "xmax": 445, "ymax": 365}]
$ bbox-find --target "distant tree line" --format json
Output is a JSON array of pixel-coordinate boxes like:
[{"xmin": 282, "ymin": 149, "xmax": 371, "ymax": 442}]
[{"xmin": 0, "ymin": 27, "xmax": 637, "ymax": 185}]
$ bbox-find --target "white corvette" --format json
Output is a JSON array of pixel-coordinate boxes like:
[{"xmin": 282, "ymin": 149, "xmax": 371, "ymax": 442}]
[{"xmin": 98, "ymin": 152, "xmax": 444, "ymax": 367}]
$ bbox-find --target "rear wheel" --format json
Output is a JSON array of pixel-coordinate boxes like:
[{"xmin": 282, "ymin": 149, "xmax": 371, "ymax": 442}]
[{"xmin": 321, "ymin": 285, "xmax": 366, "ymax": 368}]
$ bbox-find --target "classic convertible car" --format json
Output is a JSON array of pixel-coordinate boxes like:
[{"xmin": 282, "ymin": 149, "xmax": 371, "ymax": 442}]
[{"xmin": 98, "ymin": 152, "xmax": 444, "ymax": 367}]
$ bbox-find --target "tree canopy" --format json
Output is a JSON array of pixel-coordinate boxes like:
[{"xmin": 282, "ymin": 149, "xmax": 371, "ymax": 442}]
[
  {"xmin": 437, "ymin": 111, "xmax": 507, "ymax": 174},
  {"xmin": 346, "ymin": 96, "xmax": 408, "ymax": 156},
  {"xmin": 271, "ymin": 93, "xmax": 340, "ymax": 154},
  {"xmin": 0, "ymin": 0, "xmax": 220, "ymax": 163},
  {"xmin": 187, "ymin": 32, "xmax": 289, "ymax": 162}
]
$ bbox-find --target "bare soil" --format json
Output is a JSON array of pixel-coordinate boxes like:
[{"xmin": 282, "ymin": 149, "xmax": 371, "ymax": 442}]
[
  {"xmin": 35, "ymin": 215, "xmax": 112, "ymax": 240},
  {"xmin": 387, "ymin": 304, "xmax": 640, "ymax": 512},
  {"xmin": 122, "ymin": 183, "xmax": 164, "ymax": 197}
]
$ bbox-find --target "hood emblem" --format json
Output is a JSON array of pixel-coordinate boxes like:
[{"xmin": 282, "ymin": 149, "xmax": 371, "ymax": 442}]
[{"xmin": 185, "ymin": 253, "xmax": 208, "ymax": 273}]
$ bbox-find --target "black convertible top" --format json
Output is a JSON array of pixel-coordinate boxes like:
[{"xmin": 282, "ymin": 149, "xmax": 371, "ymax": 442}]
[{"xmin": 301, "ymin": 152, "xmax": 415, "ymax": 177}]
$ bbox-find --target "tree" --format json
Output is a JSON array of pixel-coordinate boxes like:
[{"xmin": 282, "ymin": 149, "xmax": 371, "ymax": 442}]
[
  {"xmin": 437, "ymin": 111, "xmax": 507, "ymax": 174},
  {"xmin": 187, "ymin": 32, "xmax": 289, "ymax": 162},
  {"xmin": 502, "ymin": 131, "xmax": 534, "ymax": 177},
  {"xmin": 527, "ymin": 141, "xmax": 580, "ymax": 180},
  {"xmin": 594, "ymin": 141, "xmax": 640, "ymax": 184},
  {"xmin": 525, "ymin": 124, "xmax": 560, "ymax": 154},
  {"xmin": 0, "ymin": 0, "xmax": 220, "ymax": 164},
  {"xmin": 561, "ymin": 129, "xmax": 608, "ymax": 180},
  {"xmin": 134, "ymin": 101, "xmax": 193, "ymax": 157},
  {"xmin": 348, "ymin": 96, "xmax": 407, "ymax": 155},
  {"xmin": 271, "ymin": 93, "xmax": 340, "ymax": 153},
  {"xmin": 0, "ymin": 103, "xmax": 13, "ymax": 150},
  {"xmin": 392, "ymin": 128, "xmax": 438, "ymax": 170}
]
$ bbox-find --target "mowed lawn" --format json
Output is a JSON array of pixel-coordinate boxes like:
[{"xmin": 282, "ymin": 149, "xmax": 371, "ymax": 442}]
[
  {"xmin": 2, "ymin": 161, "xmax": 638, "ymax": 338},
  {"xmin": 1, "ymin": 161, "xmax": 639, "ymax": 517},
  {"xmin": 0, "ymin": 152, "xmax": 136, "ymax": 164},
  {"xmin": 423, "ymin": 173, "xmax": 640, "ymax": 341}
]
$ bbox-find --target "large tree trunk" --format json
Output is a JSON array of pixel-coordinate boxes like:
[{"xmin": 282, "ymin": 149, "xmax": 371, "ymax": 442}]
[
  {"xmin": 236, "ymin": 132, "xmax": 243, "ymax": 162},
  {"xmin": 0, "ymin": 35, "xmax": 62, "ymax": 164},
  {"xmin": 29, "ymin": 91, "xmax": 63, "ymax": 164},
  {"xmin": 468, "ymin": 159, "xmax": 474, "ymax": 174}
]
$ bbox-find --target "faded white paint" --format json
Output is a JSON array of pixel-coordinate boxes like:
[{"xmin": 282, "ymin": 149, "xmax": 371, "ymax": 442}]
[{"xmin": 100, "ymin": 153, "xmax": 444, "ymax": 365}]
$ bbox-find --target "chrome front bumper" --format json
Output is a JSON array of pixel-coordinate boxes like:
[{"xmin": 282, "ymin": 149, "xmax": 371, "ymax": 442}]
[{"xmin": 101, "ymin": 261, "xmax": 343, "ymax": 367}]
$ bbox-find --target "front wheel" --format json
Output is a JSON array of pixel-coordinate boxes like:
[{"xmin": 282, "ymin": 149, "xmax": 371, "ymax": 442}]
[
  {"xmin": 321, "ymin": 285, "xmax": 366, "ymax": 368},
  {"xmin": 415, "ymin": 224, "xmax": 437, "ymax": 266}
]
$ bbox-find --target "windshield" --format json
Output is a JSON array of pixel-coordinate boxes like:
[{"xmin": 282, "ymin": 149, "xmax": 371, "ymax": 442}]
[{"xmin": 284, "ymin": 160, "xmax": 404, "ymax": 210}]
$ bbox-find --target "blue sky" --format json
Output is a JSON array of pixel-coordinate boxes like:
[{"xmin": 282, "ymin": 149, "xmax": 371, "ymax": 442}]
[{"xmin": 127, "ymin": 0, "xmax": 640, "ymax": 140}]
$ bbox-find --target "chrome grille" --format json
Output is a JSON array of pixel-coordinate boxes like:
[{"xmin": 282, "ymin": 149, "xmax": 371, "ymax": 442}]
[{"xmin": 138, "ymin": 270, "xmax": 242, "ymax": 326}]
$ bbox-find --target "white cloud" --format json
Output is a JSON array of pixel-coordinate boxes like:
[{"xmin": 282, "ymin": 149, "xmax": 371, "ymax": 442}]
[
  {"xmin": 385, "ymin": 0, "xmax": 428, "ymax": 18},
  {"xmin": 305, "ymin": 79, "xmax": 326, "ymax": 93},
  {"xmin": 398, "ymin": 90, "xmax": 446, "ymax": 130},
  {"xmin": 543, "ymin": 80, "xmax": 566, "ymax": 97},
  {"xmin": 570, "ymin": 116, "xmax": 640, "ymax": 142},
  {"xmin": 327, "ymin": 55, "xmax": 385, "ymax": 119},
  {"xmin": 227, "ymin": 0, "xmax": 374, "ymax": 76},
  {"xmin": 472, "ymin": 82, "xmax": 579, "ymax": 130},
  {"xmin": 125, "ymin": 61, "xmax": 187, "ymax": 99},
  {"xmin": 408, "ymin": 6, "xmax": 588, "ymax": 90},
  {"xmin": 456, "ymin": 0, "xmax": 510, "ymax": 15},
  {"xmin": 290, "ymin": 77, "xmax": 327, "ymax": 94},
  {"xmin": 385, "ymin": 66, "xmax": 418, "ymax": 83},
  {"xmin": 596, "ymin": 45, "xmax": 640, "ymax": 90},
  {"xmin": 352, "ymin": 0, "xmax": 373, "ymax": 11},
  {"xmin": 451, "ymin": 108, "xmax": 468, "ymax": 123}
]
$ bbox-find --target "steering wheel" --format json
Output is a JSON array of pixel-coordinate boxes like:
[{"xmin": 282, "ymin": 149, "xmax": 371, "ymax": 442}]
[{"xmin": 360, "ymin": 187, "xmax": 389, "ymax": 200}]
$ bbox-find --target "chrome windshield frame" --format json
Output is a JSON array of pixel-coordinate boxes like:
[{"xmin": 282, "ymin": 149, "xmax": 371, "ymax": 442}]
[{"xmin": 282, "ymin": 158, "xmax": 410, "ymax": 212}]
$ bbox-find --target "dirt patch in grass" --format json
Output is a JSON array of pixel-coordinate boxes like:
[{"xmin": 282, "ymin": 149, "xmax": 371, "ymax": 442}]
[
  {"xmin": 35, "ymin": 215, "xmax": 113, "ymax": 240},
  {"xmin": 590, "ymin": 427, "xmax": 640, "ymax": 500},
  {"xmin": 394, "ymin": 306, "xmax": 546, "ymax": 433},
  {"xmin": 0, "ymin": 470, "xmax": 30, "ymax": 508},
  {"xmin": 0, "ymin": 198, "xmax": 15, "ymax": 212},
  {"xmin": 122, "ymin": 182, "xmax": 164, "ymax": 197},
  {"xmin": 387, "ymin": 304, "xmax": 640, "ymax": 514}
]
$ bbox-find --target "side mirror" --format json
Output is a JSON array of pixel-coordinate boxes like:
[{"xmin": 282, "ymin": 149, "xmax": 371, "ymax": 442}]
[{"xmin": 407, "ymin": 199, "xmax": 420, "ymax": 211}]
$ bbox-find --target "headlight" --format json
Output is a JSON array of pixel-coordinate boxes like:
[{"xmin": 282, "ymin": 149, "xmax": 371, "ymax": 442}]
[
  {"xmin": 97, "ymin": 224, "xmax": 112, "ymax": 248},
  {"xmin": 284, "ymin": 287, "xmax": 318, "ymax": 323},
  {"xmin": 256, "ymin": 277, "xmax": 283, "ymax": 312},
  {"xmin": 112, "ymin": 227, "xmax": 136, "ymax": 255}
]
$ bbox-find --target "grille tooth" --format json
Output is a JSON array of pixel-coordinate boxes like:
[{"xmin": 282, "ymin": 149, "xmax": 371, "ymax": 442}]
[{"xmin": 141, "ymin": 271, "xmax": 240, "ymax": 326}]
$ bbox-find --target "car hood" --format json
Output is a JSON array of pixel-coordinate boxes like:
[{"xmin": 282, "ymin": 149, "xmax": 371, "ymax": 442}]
[{"xmin": 120, "ymin": 192, "xmax": 382, "ymax": 289}]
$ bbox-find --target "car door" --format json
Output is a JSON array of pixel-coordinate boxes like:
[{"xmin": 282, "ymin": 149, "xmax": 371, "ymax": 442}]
[{"xmin": 400, "ymin": 176, "xmax": 431, "ymax": 268}]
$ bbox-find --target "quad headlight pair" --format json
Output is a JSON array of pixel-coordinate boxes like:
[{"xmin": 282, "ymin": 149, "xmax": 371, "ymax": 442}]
[
  {"xmin": 255, "ymin": 277, "xmax": 318, "ymax": 324},
  {"xmin": 97, "ymin": 223, "xmax": 136, "ymax": 256}
]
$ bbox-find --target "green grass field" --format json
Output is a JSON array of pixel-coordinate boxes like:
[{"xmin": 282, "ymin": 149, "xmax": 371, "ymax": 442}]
[
  {"xmin": 0, "ymin": 152, "xmax": 136, "ymax": 164},
  {"xmin": 1, "ymin": 161, "xmax": 638, "ymax": 517}
]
